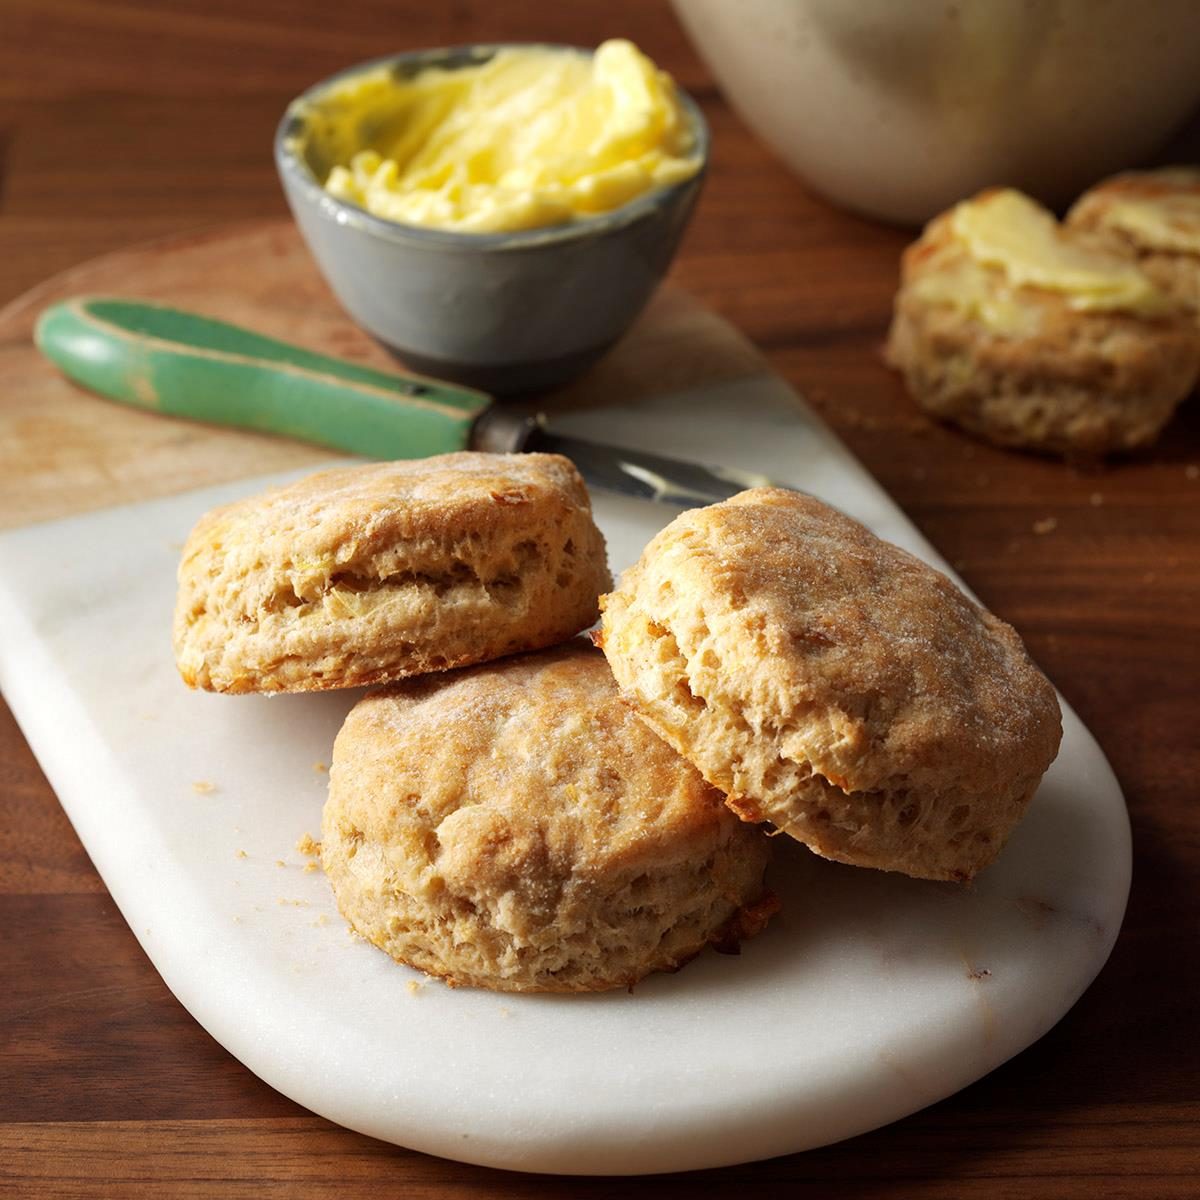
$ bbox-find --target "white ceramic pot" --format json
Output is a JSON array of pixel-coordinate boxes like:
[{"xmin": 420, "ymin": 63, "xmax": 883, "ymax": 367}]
[{"xmin": 673, "ymin": 0, "xmax": 1200, "ymax": 225}]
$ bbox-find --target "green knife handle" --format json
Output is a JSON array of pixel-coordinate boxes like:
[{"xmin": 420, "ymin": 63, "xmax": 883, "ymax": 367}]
[{"xmin": 34, "ymin": 297, "xmax": 494, "ymax": 459}]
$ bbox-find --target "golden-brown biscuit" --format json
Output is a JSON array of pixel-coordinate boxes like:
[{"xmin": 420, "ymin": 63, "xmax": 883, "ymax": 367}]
[
  {"xmin": 174, "ymin": 453, "xmax": 609, "ymax": 693},
  {"xmin": 598, "ymin": 489, "xmax": 1062, "ymax": 882},
  {"xmin": 886, "ymin": 188, "xmax": 1200, "ymax": 458},
  {"xmin": 1067, "ymin": 167, "xmax": 1200, "ymax": 319},
  {"xmin": 321, "ymin": 642, "xmax": 776, "ymax": 992}
]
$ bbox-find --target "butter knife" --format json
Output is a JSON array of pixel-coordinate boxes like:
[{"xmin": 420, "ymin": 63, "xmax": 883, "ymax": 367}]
[{"xmin": 35, "ymin": 297, "xmax": 778, "ymax": 506}]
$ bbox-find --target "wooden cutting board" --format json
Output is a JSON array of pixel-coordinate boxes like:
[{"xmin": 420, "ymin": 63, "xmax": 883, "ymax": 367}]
[{"xmin": 0, "ymin": 219, "xmax": 763, "ymax": 530}]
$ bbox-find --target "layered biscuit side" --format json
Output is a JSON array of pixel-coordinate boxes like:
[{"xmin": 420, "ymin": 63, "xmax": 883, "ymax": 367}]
[{"xmin": 173, "ymin": 453, "xmax": 610, "ymax": 693}]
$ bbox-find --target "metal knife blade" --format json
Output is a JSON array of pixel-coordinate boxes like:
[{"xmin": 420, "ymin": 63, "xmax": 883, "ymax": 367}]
[
  {"xmin": 531, "ymin": 428, "xmax": 776, "ymax": 506},
  {"xmin": 470, "ymin": 408, "xmax": 780, "ymax": 507}
]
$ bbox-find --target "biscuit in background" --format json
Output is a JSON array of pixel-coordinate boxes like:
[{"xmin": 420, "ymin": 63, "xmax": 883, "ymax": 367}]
[
  {"xmin": 321, "ymin": 643, "xmax": 776, "ymax": 992},
  {"xmin": 886, "ymin": 187, "xmax": 1200, "ymax": 458},
  {"xmin": 1067, "ymin": 167, "xmax": 1200, "ymax": 322},
  {"xmin": 173, "ymin": 452, "xmax": 610, "ymax": 693},
  {"xmin": 598, "ymin": 488, "xmax": 1062, "ymax": 883}
]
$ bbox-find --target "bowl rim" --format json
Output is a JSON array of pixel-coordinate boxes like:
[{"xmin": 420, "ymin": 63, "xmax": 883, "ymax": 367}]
[{"xmin": 273, "ymin": 41, "xmax": 710, "ymax": 253}]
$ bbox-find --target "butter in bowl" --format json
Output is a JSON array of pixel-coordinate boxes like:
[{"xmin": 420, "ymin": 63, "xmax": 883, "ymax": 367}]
[{"xmin": 275, "ymin": 40, "xmax": 708, "ymax": 394}]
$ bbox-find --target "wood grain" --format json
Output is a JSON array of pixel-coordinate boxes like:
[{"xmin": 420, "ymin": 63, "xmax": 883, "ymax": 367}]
[{"xmin": 2, "ymin": 1, "xmax": 1199, "ymax": 1196}]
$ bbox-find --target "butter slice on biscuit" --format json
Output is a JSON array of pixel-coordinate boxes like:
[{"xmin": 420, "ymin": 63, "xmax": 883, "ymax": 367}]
[{"xmin": 887, "ymin": 187, "xmax": 1200, "ymax": 458}]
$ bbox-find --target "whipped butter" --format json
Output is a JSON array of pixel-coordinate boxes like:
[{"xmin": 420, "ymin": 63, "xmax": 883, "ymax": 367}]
[{"xmin": 317, "ymin": 40, "xmax": 700, "ymax": 234}]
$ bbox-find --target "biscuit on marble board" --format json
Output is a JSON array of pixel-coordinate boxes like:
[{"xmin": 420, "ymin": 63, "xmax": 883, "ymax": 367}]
[
  {"xmin": 598, "ymin": 488, "xmax": 1062, "ymax": 883},
  {"xmin": 321, "ymin": 642, "xmax": 776, "ymax": 992},
  {"xmin": 173, "ymin": 452, "xmax": 610, "ymax": 693}
]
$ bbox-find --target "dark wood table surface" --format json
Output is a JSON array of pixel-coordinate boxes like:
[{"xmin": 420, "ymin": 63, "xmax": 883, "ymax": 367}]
[{"xmin": 3, "ymin": 2, "xmax": 1198, "ymax": 1196}]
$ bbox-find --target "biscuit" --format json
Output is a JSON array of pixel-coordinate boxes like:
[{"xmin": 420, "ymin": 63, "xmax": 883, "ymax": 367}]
[
  {"xmin": 886, "ymin": 189, "xmax": 1200, "ymax": 458},
  {"xmin": 321, "ymin": 642, "xmax": 775, "ymax": 992},
  {"xmin": 174, "ymin": 453, "xmax": 609, "ymax": 693},
  {"xmin": 598, "ymin": 489, "xmax": 1062, "ymax": 882},
  {"xmin": 1067, "ymin": 167, "xmax": 1200, "ymax": 320}
]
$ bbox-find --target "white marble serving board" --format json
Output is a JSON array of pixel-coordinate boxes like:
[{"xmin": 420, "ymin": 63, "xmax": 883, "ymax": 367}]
[{"xmin": 0, "ymin": 375, "xmax": 1130, "ymax": 1175}]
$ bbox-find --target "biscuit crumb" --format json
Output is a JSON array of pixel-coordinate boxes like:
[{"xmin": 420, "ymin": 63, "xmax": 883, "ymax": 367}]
[
  {"xmin": 313, "ymin": 762, "xmax": 328, "ymax": 774},
  {"xmin": 275, "ymin": 859, "xmax": 287, "ymax": 868},
  {"xmin": 498, "ymin": 1006, "xmax": 511, "ymax": 1018},
  {"xmin": 303, "ymin": 860, "xmax": 320, "ymax": 873},
  {"xmin": 1186, "ymin": 464, "xmax": 1199, "ymax": 481},
  {"xmin": 1032, "ymin": 517, "xmax": 1058, "ymax": 535},
  {"xmin": 235, "ymin": 849, "xmax": 247, "ymax": 859},
  {"xmin": 1089, "ymin": 492, "xmax": 1104, "ymax": 507},
  {"xmin": 277, "ymin": 897, "xmax": 310, "ymax": 907},
  {"xmin": 191, "ymin": 780, "xmax": 217, "ymax": 795},
  {"xmin": 311, "ymin": 914, "xmax": 330, "ymax": 927},
  {"xmin": 407, "ymin": 980, "xmax": 423, "ymax": 995},
  {"xmin": 296, "ymin": 833, "xmax": 321, "ymax": 857}
]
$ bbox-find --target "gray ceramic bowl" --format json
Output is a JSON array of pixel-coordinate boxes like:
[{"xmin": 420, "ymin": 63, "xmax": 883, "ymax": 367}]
[{"xmin": 275, "ymin": 45, "xmax": 708, "ymax": 395}]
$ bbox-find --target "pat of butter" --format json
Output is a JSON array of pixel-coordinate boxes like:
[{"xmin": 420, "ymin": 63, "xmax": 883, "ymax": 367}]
[
  {"xmin": 318, "ymin": 40, "xmax": 700, "ymax": 234},
  {"xmin": 951, "ymin": 189, "xmax": 1163, "ymax": 313},
  {"xmin": 910, "ymin": 251, "xmax": 1041, "ymax": 337},
  {"xmin": 1097, "ymin": 171, "xmax": 1200, "ymax": 256}
]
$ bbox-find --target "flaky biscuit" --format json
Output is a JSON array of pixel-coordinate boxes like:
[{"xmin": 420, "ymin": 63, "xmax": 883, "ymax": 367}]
[
  {"xmin": 1067, "ymin": 168, "xmax": 1200, "ymax": 320},
  {"xmin": 321, "ymin": 643, "xmax": 775, "ymax": 992},
  {"xmin": 886, "ymin": 200, "xmax": 1200, "ymax": 458},
  {"xmin": 598, "ymin": 489, "xmax": 1062, "ymax": 882},
  {"xmin": 174, "ymin": 453, "xmax": 609, "ymax": 693}
]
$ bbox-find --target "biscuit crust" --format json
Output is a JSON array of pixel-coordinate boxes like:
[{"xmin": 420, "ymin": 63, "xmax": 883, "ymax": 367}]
[
  {"xmin": 321, "ymin": 643, "xmax": 775, "ymax": 992},
  {"xmin": 173, "ymin": 453, "xmax": 610, "ymax": 693},
  {"xmin": 886, "ymin": 206, "xmax": 1200, "ymax": 458},
  {"xmin": 599, "ymin": 489, "xmax": 1062, "ymax": 882}
]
